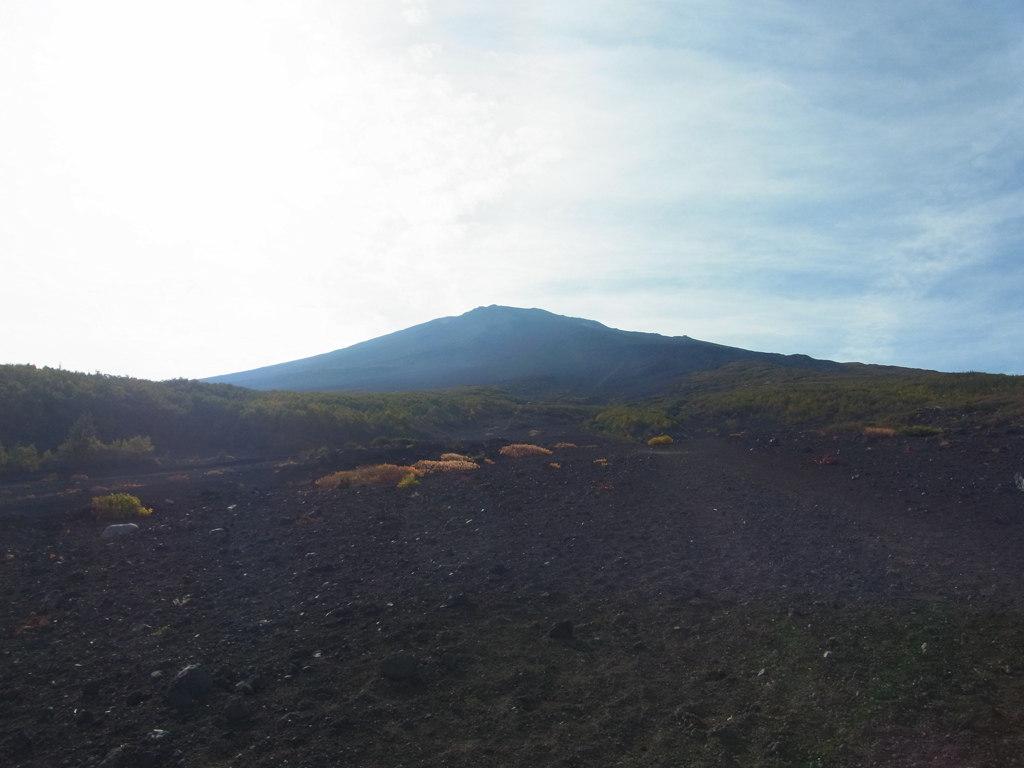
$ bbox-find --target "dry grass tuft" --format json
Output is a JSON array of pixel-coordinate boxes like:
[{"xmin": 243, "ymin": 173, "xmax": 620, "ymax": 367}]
[
  {"xmin": 413, "ymin": 459, "xmax": 479, "ymax": 474},
  {"xmin": 499, "ymin": 444, "xmax": 553, "ymax": 457},
  {"xmin": 863, "ymin": 427, "xmax": 897, "ymax": 438},
  {"xmin": 316, "ymin": 464, "xmax": 422, "ymax": 489},
  {"xmin": 440, "ymin": 453, "xmax": 473, "ymax": 462},
  {"xmin": 553, "ymin": 443, "xmax": 577, "ymax": 449}
]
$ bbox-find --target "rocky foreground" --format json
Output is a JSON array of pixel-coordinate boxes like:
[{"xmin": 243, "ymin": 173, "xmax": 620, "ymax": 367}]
[{"xmin": 2, "ymin": 426, "xmax": 1024, "ymax": 767}]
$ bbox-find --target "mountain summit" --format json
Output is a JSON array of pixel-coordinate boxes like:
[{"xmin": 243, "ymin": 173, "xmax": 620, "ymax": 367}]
[{"xmin": 203, "ymin": 305, "xmax": 840, "ymax": 395}]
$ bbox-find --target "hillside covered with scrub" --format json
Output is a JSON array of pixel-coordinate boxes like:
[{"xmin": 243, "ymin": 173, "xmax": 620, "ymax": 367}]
[{"xmin": 3, "ymin": 358, "xmax": 1024, "ymax": 477}]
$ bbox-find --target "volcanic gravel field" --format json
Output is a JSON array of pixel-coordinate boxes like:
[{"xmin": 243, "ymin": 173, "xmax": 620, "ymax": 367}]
[{"xmin": 3, "ymin": 424, "xmax": 1024, "ymax": 767}]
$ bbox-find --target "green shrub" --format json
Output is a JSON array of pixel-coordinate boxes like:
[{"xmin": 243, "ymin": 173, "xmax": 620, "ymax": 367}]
[
  {"xmin": 91, "ymin": 493, "xmax": 153, "ymax": 519},
  {"xmin": 0, "ymin": 443, "xmax": 45, "ymax": 472}
]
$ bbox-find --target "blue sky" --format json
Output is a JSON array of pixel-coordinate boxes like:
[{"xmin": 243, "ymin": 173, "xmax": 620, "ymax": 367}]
[{"xmin": 2, "ymin": 0, "xmax": 1022, "ymax": 380}]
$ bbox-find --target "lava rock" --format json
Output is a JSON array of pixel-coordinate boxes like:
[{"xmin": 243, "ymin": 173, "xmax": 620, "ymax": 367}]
[
  {"xmin": 101, "ymin": 523, "xmax": 139, "ymax": 539},
  {"xmin": 166, "ymin": 664, "xmax": 214, "ymax": 709}
]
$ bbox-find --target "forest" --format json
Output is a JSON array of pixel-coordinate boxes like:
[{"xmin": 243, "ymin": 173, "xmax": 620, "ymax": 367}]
[
  {"xmin": 0, "ymin": 364, "xmax": 561, "ymax": 474},
  {"xmin": 2, "ymin": 361, "xmax": 1023, "ymax": 475}
]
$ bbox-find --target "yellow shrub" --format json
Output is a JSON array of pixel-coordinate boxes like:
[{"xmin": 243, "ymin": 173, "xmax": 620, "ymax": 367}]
[
  {"xmin": 413, "ymin": 459, "xmax": 479, "ymax": 473},
  {"xmin": 647, "ymin": 435, "xmax": 674, "ymax": 446},
  {"xmin": 91, "ymin": 493, "xmax": 153, "ymax": 519},
  {"xmin": 553, "ymin": 443, "xmax": 577, "ymax": 449},
  {"xmin": 499, "ymin": 444, "xmax": 553, "ymax": 457},
  {"xmin": 440, "ymin": 453, "xmax": 473, "ymax": 462},
  {"xmin": 316, "ymin": 464, "xmax": 422, "ymax": 489}
]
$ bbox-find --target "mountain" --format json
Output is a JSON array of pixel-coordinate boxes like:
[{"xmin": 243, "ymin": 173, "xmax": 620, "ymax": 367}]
[{"xmin": 202, "ymin": 305, "xmax": 843, "ymax": 396}]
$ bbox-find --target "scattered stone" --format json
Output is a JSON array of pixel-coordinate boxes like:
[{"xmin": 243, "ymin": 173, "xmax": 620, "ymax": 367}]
[
  {"xmin": 166, "ymin": 664, "xmax": 214, "ymax": 709},
  {"xmin": 380, "ymin": 653, "xmax": 421, "ymax": 683},
  {"xmin": 548, "ymin": 620, "xmax": 574, "ymax": 640},
  {"xmin": 75, "ymin": 709, "xmax": 95, "ymax": 727},
  {"xmin": 101, "ymin": 523, "xmax": 139, "ymax": 539}
]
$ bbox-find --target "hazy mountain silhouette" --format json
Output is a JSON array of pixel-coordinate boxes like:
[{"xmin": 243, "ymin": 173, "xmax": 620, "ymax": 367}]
[{"xmin": 203, "ymin": 305, "xmax": 842, "ymax": 396}]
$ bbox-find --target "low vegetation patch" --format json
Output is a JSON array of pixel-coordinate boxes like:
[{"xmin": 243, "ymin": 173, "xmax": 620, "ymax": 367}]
[
  {"xmin": 647, "ymin": 435, "xmax": 674, "ymax": 446},
  {"xmin": 412, "ymin": 459, "xmax": 479, "ymax": 473},
  {"xmin": 316, "ymin": 464, "xmax": 422, "ymax": 489},
  {"xmin": 499, "ymin": 443, "xmax": 553, "ymax": 457},
  {"xmin": 91, "ymin": 493, "xmax": 153, "ymax": 519}
]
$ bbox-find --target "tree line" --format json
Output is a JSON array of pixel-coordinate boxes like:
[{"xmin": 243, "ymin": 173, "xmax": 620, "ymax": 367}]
[{"xmin": 0, "ymin": 365, "xmax": 533, "ymax": 474}]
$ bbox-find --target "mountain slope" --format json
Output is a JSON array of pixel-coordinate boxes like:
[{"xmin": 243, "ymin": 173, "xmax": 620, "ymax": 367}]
[{"xmin": 203, "ymin": 305, "xmax": 842, "ymax": 396}]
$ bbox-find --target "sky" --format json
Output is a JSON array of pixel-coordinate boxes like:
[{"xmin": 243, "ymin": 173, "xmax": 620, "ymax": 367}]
[{"xmin": 2, "ymin": 0, "xmax": 1023, "ymax": 381}]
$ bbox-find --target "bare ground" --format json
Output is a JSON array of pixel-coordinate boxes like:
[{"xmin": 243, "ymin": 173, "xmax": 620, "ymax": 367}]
[{"xmin": 2, "ymin": 424, "xmax": 1024, "ymax": 767}]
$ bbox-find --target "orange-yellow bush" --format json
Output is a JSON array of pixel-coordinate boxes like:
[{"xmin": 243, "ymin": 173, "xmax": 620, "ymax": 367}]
[
  {"xmin": 499, "ymin": 444, "xmax": 553, "ymax": 457},
  {"xmin": 553, "ymin": 443, "xmax": 577, "ymax": 449},
  {"xmin": 647, "ymin": 435, "xmax": 674, "ymax": 446},
  {"xmin": 316, "ymin": 464, "xmax": 421, "ymax": 489},
  {"xmin": 440, "ymin": 453, "xmax": 473, "ymax": 462},
  {"xmin": 863, "ymin": 427, "xmax": 897, "ymax": 438},
  {"xmin": 413, "ymin": 459, "xmax": 479, "ymax": 473},
  {"xmin": 91, "ymin": 493, "xmax": 153, "ymax": 519}
]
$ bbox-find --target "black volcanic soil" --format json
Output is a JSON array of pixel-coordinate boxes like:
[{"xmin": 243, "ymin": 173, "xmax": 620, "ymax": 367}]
[{"xmin": 3, "ymin": 425, "xmax": 1024, "ymax": 767}]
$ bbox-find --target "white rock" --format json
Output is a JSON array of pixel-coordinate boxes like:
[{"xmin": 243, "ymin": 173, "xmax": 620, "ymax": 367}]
[{"xmin": 102, "ymin": 523, "xmax": 140, "ymax": 539}]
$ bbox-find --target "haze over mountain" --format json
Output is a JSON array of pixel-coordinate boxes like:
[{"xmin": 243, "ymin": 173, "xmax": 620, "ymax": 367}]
[{"xmin": 203, "ymin": 306, "xmax": 843, "ymax": 396}]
